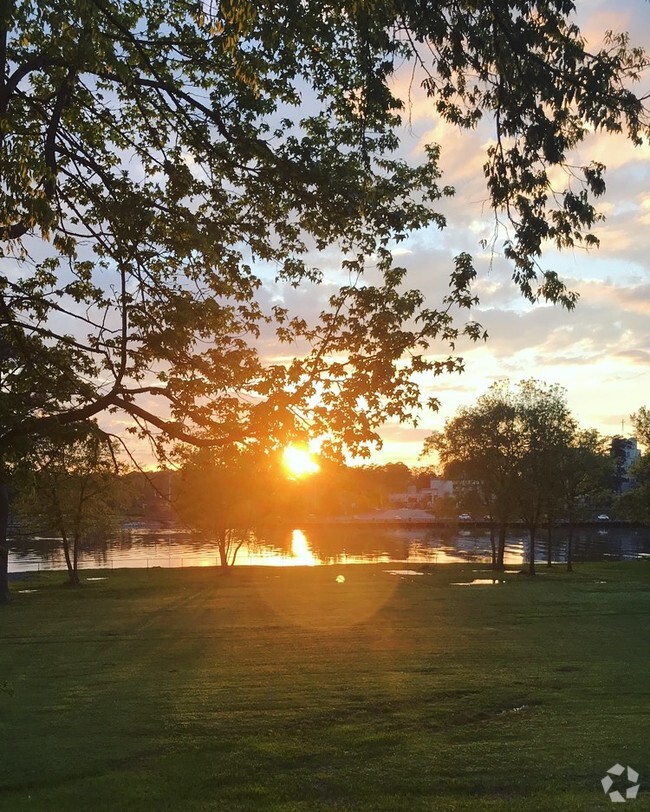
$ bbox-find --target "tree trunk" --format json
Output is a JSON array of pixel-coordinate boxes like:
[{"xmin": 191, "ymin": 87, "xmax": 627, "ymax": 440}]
[
  {"xmin": 489, "ymin": 523, "xmax": 496, "ymax": 569},
  {"xmin": 496, "ymin": 522, "xmax": 506, "ymax": 570},
  {"xmin": 546, "ymin": 523, "xmax": 553, "ymax": 568},
  {"xmin": 61, "ymin": 531, "xmax": 80, "ymax": 586},
  {"xmin": 566, "ymin": 523, "xmax": 574, "ymax": 572},
  {"xmin": 0, "ymin": 481, "xmax": 11, "ymax": 604},
  {"xmin": 218, "ymin": 544, "xmax": 228, "ymax": 568},
  {"xmin": 528, "ymin": 528, "xmax": 536, "ymax": 576},
  {"xmin": 71, "ymin": 534, "xmax": 80, "ymax": 586},
  {"xmin": 217, "ymin": 530, "xmax": 230, "ymax": 569}
]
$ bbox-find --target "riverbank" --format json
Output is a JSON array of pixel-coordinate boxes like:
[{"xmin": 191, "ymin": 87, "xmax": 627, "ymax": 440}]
[{"xmin": 0, "ymin": 562, "xmax": 648, "ymax": 810}]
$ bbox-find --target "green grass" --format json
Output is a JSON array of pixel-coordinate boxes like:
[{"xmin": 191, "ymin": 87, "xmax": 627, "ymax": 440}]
[{"xmin": 0, "ymin": 562, "xmax": 649, "ymax": 810}]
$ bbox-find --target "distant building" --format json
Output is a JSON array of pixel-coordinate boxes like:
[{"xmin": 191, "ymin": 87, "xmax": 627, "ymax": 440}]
[
  {"xmin": 428, "ymin": 478, "xmax": 455, "ymax": 500},
  {"xmin": 388, "ymin": 478, "xmax": 454, "ymax": 508},
  {"xmin": 611, "ymin": 437, "xmax": 641, "ymax": 494},
  {"xmin": 388, "ymin": 484, "xmax": 424, "ymax": 508}
]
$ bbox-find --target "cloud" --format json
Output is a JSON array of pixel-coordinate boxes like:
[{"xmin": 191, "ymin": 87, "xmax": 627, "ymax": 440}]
[
  {"xmin": 614, "ymin": 349, "xmax": 650, "ymax": 364},
  {"xmin": 261, "ymin": 4, "xmax": 650, "ymax": 467}
]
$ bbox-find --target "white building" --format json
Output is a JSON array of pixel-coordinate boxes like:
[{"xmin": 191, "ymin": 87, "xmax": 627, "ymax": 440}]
[{"xmin": 388, "ymin": 478, "xmax": 454, "ymax": 508}]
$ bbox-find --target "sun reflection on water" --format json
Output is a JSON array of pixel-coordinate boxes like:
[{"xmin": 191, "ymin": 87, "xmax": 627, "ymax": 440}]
[
  {"xmin": 12, "ymin": 524, "xmax": 566, "ymax": 572},
  {"xmin": 236, "ymin": 528, "xmax": 320, "ymax": 567},
  {"xmin": 290, "ymin": 529, "xmax": 318, "ymax": 566}
]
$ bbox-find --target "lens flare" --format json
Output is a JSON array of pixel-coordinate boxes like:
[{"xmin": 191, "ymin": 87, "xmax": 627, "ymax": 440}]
[{"xmin": 282, "ymin": 445, "xmax": 320, "ymax": 478}]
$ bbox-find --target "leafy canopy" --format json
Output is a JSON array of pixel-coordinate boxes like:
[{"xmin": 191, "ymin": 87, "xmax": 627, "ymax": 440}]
[
  {"xmin": 423, "ymin": 378, "xmax": 577, "ymax": 522},
  {"xmin": 632, "ymin": 407, "xmax": 650, "ymax": 449},
  {"xmin": 11, "ymin": 422, "xmax": 124, "ymax": 555},
  {"xmin": 1, "ymin": 1, "xmax": 648, "ymax": 460}
]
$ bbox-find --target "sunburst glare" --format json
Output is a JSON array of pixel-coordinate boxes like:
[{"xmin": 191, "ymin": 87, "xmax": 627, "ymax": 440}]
[{"xmin": 282, "ymin": 445, "xmax": 320, "ymax": 478}]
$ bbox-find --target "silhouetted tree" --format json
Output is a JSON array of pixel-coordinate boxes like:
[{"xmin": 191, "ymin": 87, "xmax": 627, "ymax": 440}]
[
  {"xmin": 423, "ymin": 382, "xmax": 522, "ymax": 569},
  {"xmin": 175, "ymin": 448, "xmax": 277, "ymax": 568},
  {"xmin": 425, "ymin": 379, "xmax": 577, "ymax": 574},
  {"xmin": 1, "ymin": 2, "xmax": 647, "ymax": 599},
  {"xmin": 557, "ymin": 430, "xmax": 612, "ymax": 571},
  {"xmin": 12, "ymin": 424, "xmax": 123, "ymax": 585}
]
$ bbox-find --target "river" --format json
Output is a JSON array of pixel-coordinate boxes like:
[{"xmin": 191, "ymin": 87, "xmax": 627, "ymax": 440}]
[{"xmin": 7, "ymin": 523, "xmax": 650, "ymax": 572}]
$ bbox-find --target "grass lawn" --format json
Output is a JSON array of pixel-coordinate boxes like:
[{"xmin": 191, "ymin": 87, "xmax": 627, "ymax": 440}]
[{"xmin": 0, "ymin": 561, "xmax": 648, "ymax": 810}]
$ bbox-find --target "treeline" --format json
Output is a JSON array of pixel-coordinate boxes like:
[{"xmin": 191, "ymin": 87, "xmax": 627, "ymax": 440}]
[
  {"xmin": 423, "ymin": 380, "xmax": 649, "ymax": 575},
  {"xmin": 7, "ymin": 430, "xmax": 426, "ymax": 581},
  {"xmin": 7, "ymin": 387, "xmax": 649, "ymax": 583}
]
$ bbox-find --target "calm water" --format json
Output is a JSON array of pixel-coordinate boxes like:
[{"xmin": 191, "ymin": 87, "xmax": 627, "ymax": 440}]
[{"xmin": 7, "ymin": 523, "xmax": 650, "ymax": 572}]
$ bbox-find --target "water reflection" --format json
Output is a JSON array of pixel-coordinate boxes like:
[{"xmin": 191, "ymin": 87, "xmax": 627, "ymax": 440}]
[
  {"xmin": 290, "ymin": 529, "xmax": 318, "ymax": 566},
  {"xmin": 452, "ymin": 579, "xmax": 507, "ymax": 586},
  {"xmin": 237, "ymin": 529, "xmax": 318, "ymax": 567},
  {"xmin": 7, "ymin": 523, "xmax": 650, "ymax": 572}
]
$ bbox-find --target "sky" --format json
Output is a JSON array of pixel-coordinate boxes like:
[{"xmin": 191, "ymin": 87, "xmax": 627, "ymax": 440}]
[
  {"xmin": 361, "ymin": 0, "xmax": 650, "ymax": 467},
  {"xmin": 97, "ymin": 1, "xmax": 650, "ymax": 470}
]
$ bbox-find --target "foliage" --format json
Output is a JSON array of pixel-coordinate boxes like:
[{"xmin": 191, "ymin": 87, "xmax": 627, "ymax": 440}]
[
  {"xmin": 118, "ymin": 470, "xmax": 173, "ymax": 523},
  {"xmin": 514, "ymin": 380, "xmax": 576, "ymax": 568},
  {"xmin": 174, "ymin": 446, "xmax": 277, "ymax": 567},
  {"xmin": 557, "ymin": 429, "xmax": 612, "ymax": 520},
  {"xmin": 423, "ymin": 380, "xmax": 523, "ymax": 564},
  {"xmin": 631, "ymin": 406, "xmax": 650, "ymax": 449},
  {"xmin": 616, "ymin": 455, "xmax": 650, "ymax": 523},
  {"xmin": 296, "ymin": 463, "xmax": 412, "ymax": 513},
  {"xmin": 0, "ymin": 1, "xmax": 648, "ymax": 464},
  {"xmin": 1, "ymin": 2, "xmax": 648, "ymax": 598},
  {"xmin": 423, "ymin": 379, "xmax": 578, "ymax": 572},
  {"xmin": 11, "ymin": 422, "xmax": 123, "ymax": 584}
]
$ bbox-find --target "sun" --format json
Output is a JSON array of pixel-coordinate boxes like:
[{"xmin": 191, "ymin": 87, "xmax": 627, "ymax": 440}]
[{"xmin": 282, "ymin": 445, "xmax": 320, "ymax": 478}]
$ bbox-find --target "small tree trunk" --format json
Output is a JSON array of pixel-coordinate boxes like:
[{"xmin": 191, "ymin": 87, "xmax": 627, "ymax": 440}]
[
  {"xmin": 0, "ymin": 482, "xmax": 10, "ymax": 604},
  {"xmin": 546, "ymin": 523, "xmax": 553, "ymax": 568},
  {"xmin": 496, "ymin": 523, "xmax": 506, "ymax": 570},
  {"xmin": 566, "ymin": 523, "xmax": 574, "ymax": 572},
  {"xmin": 62, "ymin": 532, "xmax": 73, "ymax": 572},
  {"xmin": 489, "ymin": 523, "xmax": 497, "ymax": 569},
  {"xmin": 528, "ymin": 528, "xmax": 536, "ymax": 576},
  {"xmin": 217, "ymin": 529, "xmax": 230, "ymax": 569},
  {"xmin": 230, "ymin": 542, "xmax": 244, "ymax": 567},
  {"xmin": 70, "ymin": 534, "xmax": 81, "ymax": 586},
  {"xmin": 61, "ymin": 532, "xmax": 80, "ymax": 586},
  {"xmin": 218, "ymin": 544, "xmax": 228, "ymax": 568},
  {"xmin": 72, "ymin": 533, "xmax": 81, "ymax": 584}
]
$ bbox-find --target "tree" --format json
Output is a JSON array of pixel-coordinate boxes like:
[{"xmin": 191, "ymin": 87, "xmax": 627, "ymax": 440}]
[
  {"xmin": 616, "ymin": 456, "xmax": 650, "ymax": 524},
  {"xmin": 11, "ymin": 423, "xmax": 123, "ymax": 586},
  {"xmin": 424, "ymin": 379, "xmax": 577, "ymax": 574},
  {"xmin": 1, "ymin": 2, "xmax": 648, "ymax": 600},
  {"xmin": 556, "ymin": 429, "xmax": 612, "ymax": 571},
  {"xmin": 513, "ymin": 380, "xmax": 576, "ymax": 575},
  {"xmin": 616, "ymin": 408, "xmax": 649, "ymax": 524},
  {"xmin": 174, "ymin": 447, "xmax": 277, "ymax": 568},
  {"xmin": 631, "ymin": 408, "xmax": 650, "ymax": 449},
  {"xmin": 423, "ymin": 381, "xmax": 522, "ymax": 570}
]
